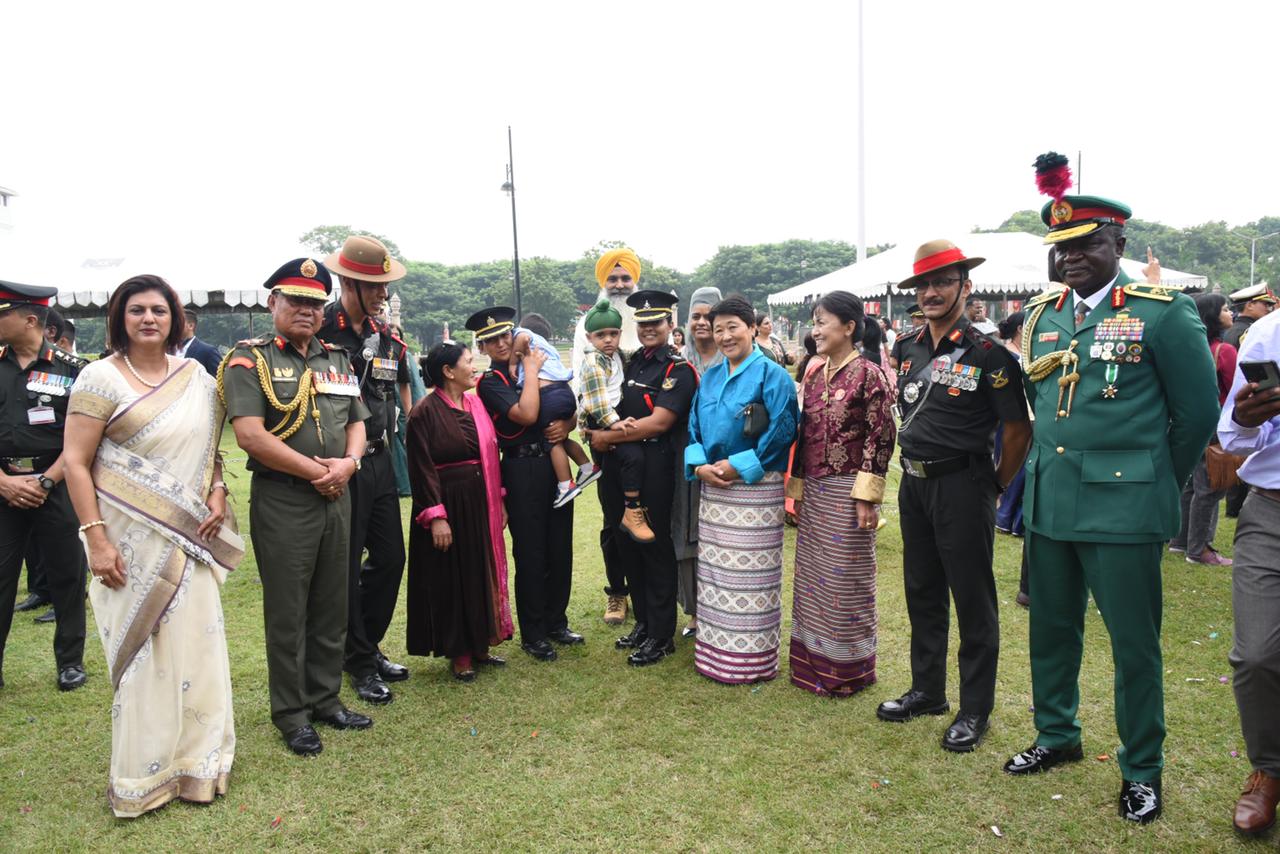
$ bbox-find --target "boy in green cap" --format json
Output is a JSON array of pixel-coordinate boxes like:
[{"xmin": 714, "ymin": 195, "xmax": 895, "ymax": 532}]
[{"xmin": 579, "ymin": 298, "xmax": 652, "ymax": 542}]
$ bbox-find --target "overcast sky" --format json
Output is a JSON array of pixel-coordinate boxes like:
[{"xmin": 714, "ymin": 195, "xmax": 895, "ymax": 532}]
[{"xmin": 3, "ymin": 0, "xmax": 1278, "ymax": 292}]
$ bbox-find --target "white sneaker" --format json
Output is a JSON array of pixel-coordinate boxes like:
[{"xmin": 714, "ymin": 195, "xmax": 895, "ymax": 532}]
[{"xmin": 575, "ymin": 464, "xmax": 603, "ymax": 490}]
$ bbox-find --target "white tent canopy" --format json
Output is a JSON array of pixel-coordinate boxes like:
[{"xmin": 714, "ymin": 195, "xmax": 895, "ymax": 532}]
[{"xmin": 767, "ymin": 232, "xmax": 1208, "ymax": 307}]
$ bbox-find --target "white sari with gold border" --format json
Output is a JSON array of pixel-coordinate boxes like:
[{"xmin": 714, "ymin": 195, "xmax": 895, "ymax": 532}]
[{"xmin": 69, "ymin": 358, "xmax": 244, "ymax": 818}]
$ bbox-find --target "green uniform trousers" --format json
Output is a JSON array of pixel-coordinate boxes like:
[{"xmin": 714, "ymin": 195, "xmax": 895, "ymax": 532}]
[
  {"xmin": 251, "ymin": 475, "xmax": 351, "ymax": 733},
  {"xmin": 1026, "ymin": 533, "xmax": 1164, "ymax": 782}
]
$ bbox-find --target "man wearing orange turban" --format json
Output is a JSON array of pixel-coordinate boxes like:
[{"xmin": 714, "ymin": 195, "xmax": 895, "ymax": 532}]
[{"xmin": 575, "ymin": 248, "xmax": 643, "ymax": 626}]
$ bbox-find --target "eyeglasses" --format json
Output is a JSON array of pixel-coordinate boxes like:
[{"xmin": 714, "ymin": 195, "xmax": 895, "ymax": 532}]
[
  {"xmin": 914, "ymin": 276, "xmax": 963, "ymax": 292},
  {"xmin": 606, "ymin": 275, "xmax": 633, "ymax": 284}
]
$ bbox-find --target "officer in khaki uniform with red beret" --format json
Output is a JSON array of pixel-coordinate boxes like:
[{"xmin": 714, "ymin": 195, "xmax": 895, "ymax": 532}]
[
  {"xmin": 222, "ymin": 259, "xmax": 373, "ymax": 756},
  {"xmin": 1003, "ymin": 154, "xmax": 1220, "ymax": 824}
]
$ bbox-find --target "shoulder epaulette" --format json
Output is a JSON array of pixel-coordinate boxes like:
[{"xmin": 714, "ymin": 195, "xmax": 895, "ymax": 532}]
[
  {"xmin": 0, "ymin": 345, "xmax": 8, "ymax": 359},
  {"xmin": 963, "ymin": 326, "xmax": 995, "ymax": 351},
  {"xmin": 1122, "ymin": 283, "xmax": 1176, "ymax": 302},
  {"xmin": 322, "ymin": 341, "xmax": 346, "ymax": 351},
  {"xmin": 1024, "ymin": 285, "xmax": 1069, "ymax": 308},
  {"xmin": 235, "ymin": 337, "xmax": 269, "ymax": 347},
  {"xmin": 51, "ymin": 347, "xmax": 89, "ymax": 369}
]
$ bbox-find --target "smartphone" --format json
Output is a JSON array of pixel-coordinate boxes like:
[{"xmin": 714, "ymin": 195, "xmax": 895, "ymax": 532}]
[{"xmin": 1240, "ymin": 360, "xmax": 1280, "ymax": 391}]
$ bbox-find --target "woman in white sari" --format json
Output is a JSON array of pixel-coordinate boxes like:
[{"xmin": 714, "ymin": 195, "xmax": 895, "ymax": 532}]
[{"xmin": 63, "ymin": 275, "xmax": 244, "ymax": 818}]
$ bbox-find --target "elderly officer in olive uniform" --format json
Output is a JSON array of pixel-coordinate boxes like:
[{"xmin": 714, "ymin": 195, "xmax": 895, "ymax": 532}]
[
  {"xmin": 876, "ymin": 241, "xmax": 1031, "ymax": 755},
  {"xmin": 222, "ymin": 259, "xmax": 372, "ymax": 756},
  {"xmin": 0, "ymin": 281, "xmax": 88, "ymax": 691},
  {"xmin": 584, "ymin": 290, "xmax": 698, "ymax": 666},
  {"xmin": 1004, "ymin": 163, "xmax": 1220, "ymax": 825},
  {"xmin": 319, "ymin": 236, "xmax": 413, "ymax": 704}
]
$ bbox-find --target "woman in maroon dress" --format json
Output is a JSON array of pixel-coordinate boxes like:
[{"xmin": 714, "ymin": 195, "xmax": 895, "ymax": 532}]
[{"xmin": 406, "ymin": 342, "xmax": 513, "ymax": 681}]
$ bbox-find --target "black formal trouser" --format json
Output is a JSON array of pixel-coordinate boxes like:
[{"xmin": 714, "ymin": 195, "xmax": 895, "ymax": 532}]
[
  {"xmin": 595, "ymin": 447, "xmax": 628, "ymax": 598},
  {"xmin": 344, "ymin": 449, "xmax": 406, "ymax": 677},
  {"xmin": 898, "ymin": 458, "xmax": 1000, "ymax": 716},
  {"xmin": 1225, "ymin": 479, "xmax": 1249, "ymax": 518},
  {"xmin": 24, "ymin": 538, "xmax": 49, "ymax": 600},
  {"xmin": 598, "ymin": 442, "xmax": 679, "ymax": 643},
  {"xmin": 503, "ymin": 453, "xmax": 574, "ymax": 643},
  {"xmin": 0, "ymin": 484, "xmax": 86, "ymax": 677}
]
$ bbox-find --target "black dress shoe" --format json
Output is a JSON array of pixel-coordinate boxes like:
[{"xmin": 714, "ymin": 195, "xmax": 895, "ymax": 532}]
[
  {"xmin": 876, "ymin": 690, "xmax": 950, "ymax": 722},
  {"xmin": 453, "ymin": 666, "xmax": 477, "ymax": 683},
  {"xmin": 615, "ymin": 622, "xmax": 648, "ymax": 650},
  {"xmin": 284, "ymin": 725, "xmax": 323, "ymax": 756},
  {"xmin": 14, "ymin": 592, "xmax": 50, "ymax": 613},
  {"xmin": 627, "ymin": 637, "xmax": 675, "ymax": 667},
  {"xmin": 1003, "ymin": 742, "xmax": 1085, "ymax": 775},
  {"xmin": 942, "ymin": 712, "xmax": 990, "ymax": 753},
  {"xmin": 351, "ymin": 673, "xmax": 394, "ymax": 705},
  {"xmin": 475, "ymin": 655, "xmax": 506, "ymax": 667},
  {"xmin": 1119, "ymin": 778, "xmax": 1162, "ymax": 824},
  {"xmin": 681, "ymin": 624, "xmax": 697, "ymax": 639},
  {"xmin": 57, "ymin": 664, "xmax": 87, "ymax": 692},
  {"xmin": 521, "ymin": 639, "xmax": 558, "ymax": 661},
  {"xmin": 375, "ymin": 651, "xmax": 410, "ymax": 682},
  {"xmin": 34, "ymin": 608, "xmax": 55, "ymax": 624},
  {"xmin": 547, "ymin": 628, "xmax": 585, "ymax": 645},
  {"xmin": 314, "ymin": 706, "xmax": 373, "ymax": 730}
]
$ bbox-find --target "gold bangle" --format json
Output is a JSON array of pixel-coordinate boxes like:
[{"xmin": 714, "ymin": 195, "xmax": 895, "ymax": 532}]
[{"xmin": 78, "ymin": 520, "xmax": 106, "ymax": 533}]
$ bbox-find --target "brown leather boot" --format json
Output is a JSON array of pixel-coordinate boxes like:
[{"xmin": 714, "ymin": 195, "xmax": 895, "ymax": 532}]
[
  {"xmin": 621, "ymin": 506, "xmax": 655, "ymax": 543},
  {"xmin": 1234, "ymin": 770, "xmax": 1280, "ymax": 836},
  {"xmin": 603, "ymin": 594, "xmax": 628, "ymax": 625}
]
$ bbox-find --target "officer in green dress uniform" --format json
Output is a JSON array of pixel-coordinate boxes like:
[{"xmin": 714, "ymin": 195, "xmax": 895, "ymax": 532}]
[
  {"xmin": 221, "ymin": 258, "xmax": 373, "ymax": 757},
  {"xmin": 0, "ymin": 281, "xmax": 88, "ymax": 691},
  {"xmin": 1003, "ymin": 154, "xmax": 1221, "ymax": 824}
]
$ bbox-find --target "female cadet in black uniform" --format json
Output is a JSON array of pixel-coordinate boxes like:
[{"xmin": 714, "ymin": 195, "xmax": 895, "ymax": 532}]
[
  {"xmin": 584, "ymin": 291, "xmax": 697, "ymax": 666},
  {"xmin": 470, "ymin": 307, "xmax": 581, "ymax": 662}
]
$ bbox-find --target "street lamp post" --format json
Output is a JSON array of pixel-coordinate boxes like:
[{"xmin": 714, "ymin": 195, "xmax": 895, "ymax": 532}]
[
  {"xmin": 1248, "ymin": 230, "xmax": 1280, "ymax": 287},
  {"xmin": 500, "ymin": 126, "xmax": 522, "ymax": 319}
]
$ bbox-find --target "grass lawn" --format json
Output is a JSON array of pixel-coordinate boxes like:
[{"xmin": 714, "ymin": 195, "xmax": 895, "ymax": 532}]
[{"xmin": 0, "ymin": 435, "xmax": 1261, "ymax": 852}]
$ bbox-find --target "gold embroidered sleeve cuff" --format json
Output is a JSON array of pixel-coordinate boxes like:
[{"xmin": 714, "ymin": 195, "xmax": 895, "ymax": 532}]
[
  {"xmin": 849, "ymin": 471, "xmax": 886, "ymax": 504},
  {"xmin": 785, "ymin": 476, "xmax": 805, "ymax": 501}
]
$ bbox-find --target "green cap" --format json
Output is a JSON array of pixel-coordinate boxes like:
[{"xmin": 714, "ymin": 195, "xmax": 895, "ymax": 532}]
[{"xmin": 584, "ymin": 298, "xmax": 623, "ymax": 333}]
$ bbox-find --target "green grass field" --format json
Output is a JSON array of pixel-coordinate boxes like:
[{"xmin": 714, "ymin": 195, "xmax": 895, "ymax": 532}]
[{"xmin": 0, "ymin": 438, "xmax": 1262, "ymax": 852}]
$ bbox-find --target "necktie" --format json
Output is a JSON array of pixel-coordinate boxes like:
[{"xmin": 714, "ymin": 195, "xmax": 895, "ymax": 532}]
[{"xmin": 1074, "ymin": 301, "xmax": 1089, "ymax": 328}]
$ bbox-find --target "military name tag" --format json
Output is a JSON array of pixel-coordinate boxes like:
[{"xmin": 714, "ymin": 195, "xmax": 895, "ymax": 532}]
[
  {"xmin": 314, "ymin": 370, "xmax": 361, "ymax": 396},
  {"xmin": 28, "ymin": 406, "xmax": 56, "ymax": 425},
  {"xmin": 371, "ymin": 357, "xmax": 398, "ymax": 382},
  {"xmin": 26, "ymin": 371, "xmax": 72, "ymax": 396}
]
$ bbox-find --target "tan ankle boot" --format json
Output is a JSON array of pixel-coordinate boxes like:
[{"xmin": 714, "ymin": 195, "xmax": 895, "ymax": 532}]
[
  {"xmin": 622, "ymin": 506, "xmax": 656, "ymax": 543},
  {"xmin": 604, "ymin": 594, "xmax": 628, "ymax": 625}
]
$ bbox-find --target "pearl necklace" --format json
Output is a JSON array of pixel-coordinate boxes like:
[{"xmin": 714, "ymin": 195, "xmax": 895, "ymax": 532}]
[{"xmin": 122, "ymin": 353, "xmax": 170, "ymax": 388}]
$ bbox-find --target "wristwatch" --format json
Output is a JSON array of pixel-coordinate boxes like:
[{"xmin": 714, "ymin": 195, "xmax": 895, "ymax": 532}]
[
  {"xmin": 348, "ymin": 454, "xmax": 362, "ymax": 472},
  {"xmin": 37, "ymin": 475, "xmax": 55, "ymax": 491}
]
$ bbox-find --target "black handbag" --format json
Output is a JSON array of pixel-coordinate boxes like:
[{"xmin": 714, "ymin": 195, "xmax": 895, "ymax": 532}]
[{"xmin": 740, "ymin": 368, "xmax": 771, "ymax": 439}]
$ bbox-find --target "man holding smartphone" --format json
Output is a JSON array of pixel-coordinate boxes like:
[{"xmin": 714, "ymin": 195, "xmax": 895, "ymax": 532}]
[{"xmin": 1218, "ymin": 306, "xmax": 1280, "ymax": 836}]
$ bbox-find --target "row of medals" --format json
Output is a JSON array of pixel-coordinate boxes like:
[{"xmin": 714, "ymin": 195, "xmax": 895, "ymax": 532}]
[{"xmin": 1090, "ymin": 340, "xmax": 1143, "ymax": 362}]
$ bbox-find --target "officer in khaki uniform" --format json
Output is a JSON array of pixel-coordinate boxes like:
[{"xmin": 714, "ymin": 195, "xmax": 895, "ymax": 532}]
[
  {"xmin": 1004, "ymin": 155, "xmax": 1220, "ymax": 825},
  {"xmin": 222, "ymin": 258, "xmax": 372, "ymax": 757}
]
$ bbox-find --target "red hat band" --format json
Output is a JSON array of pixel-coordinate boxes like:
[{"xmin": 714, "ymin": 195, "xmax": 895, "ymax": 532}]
[
  {"xmin": 0, "ymin": 289, "xmax": 50, "ymax": 306},
  {"xmin": 912, "ymin": 247, "xmax": 968, "ymax": 277},
  {"xmin": 339, "ymin": 255, "xmax": 389, "ymax": 276}
]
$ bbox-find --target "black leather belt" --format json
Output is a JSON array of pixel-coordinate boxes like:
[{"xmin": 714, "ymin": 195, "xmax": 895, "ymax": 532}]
[
  {"xmin": 2, "ymin": 454, "xmax": 58, "ymax": 475},
  {"xmin": 503, "ymin": 443, "xmax": 548, "ymax": 459},
  {"xmin": 253, "ymin": 470, "xmax": 314, "ymax": 488},
  {"xmin": 1251, "ymin": 486, "xmax": 1280, "ymax": 504},
  {"xmin": 900, "ymin": 454, "xmax": 970, "ymax": 479},
  {"xmin": 365, "ymin": 438, "xmax": 387, "ymax": 456}
]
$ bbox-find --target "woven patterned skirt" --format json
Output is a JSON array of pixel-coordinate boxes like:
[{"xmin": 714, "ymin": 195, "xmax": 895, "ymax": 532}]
[
  {"xmin": 695, "ymin": 472, "xmax": 785, "ymax": 684},
  {"xmin": 789, "ymin": 474, "xmax": 878, "ymax": 697}
]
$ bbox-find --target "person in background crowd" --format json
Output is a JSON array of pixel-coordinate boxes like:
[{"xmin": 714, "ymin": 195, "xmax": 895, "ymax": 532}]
[
  {"xmin": 1006, "ymin": 162, "xmax": 1219, "ymax": 824},
  {"xmin": 1217, "ymin": 304, "xmax": 1280, "ymax": 836},
  {"xmin": 860, "ymin": 316, "xmax": 885, "ymax": 367},
  {"xmin": 887, "ymin": 303, "xmax": 925, "ymax": 371},
  {"xmin": 472, "ymin": 307, "xmax": 581, "ymax": 662},
  {"xmin": 965, "ymin": 295, "xmax": 1000, "ymax": 335},
  {"xmin": 58, "ymin": 318, "xmax": 77, "ymax": 354},
  {"xmin": 994, "ymin": 311, "xmax": 1030, "ymax": 607},
  {"xmin": 787, "ymin": 290, "xmax": 895, "ymax": 696},
  {"xmin": 686, "ymin": 296, "xmax": 798, "ymax": 684},
  {"xmin": 580, "ymin": 249, "xmax": 643, "ymax": 627},
  {"xmin": 1168, "ymin": 293, "xmax": 1237, "ymax": 566},
  {"xmin": 64, "ymin": 274, "xmax": 243, "ymax": 813},
  {"xmin": 0, "ymin": 281, "xmax": 89, "ymax": 692},
  {"xmin": 388, "ymin": 323, "xmax": 419, "ymax": 499},
  {"xmin": 585, "ymin": 291, "xmax": 697, "ymax": 666},
  {"xmin": 177, "ymin": 309, "xmax": 222, "ymax": 376},
  {"xmin": 794, "ymin": 333, "xmax": 818, "ymax": 383},
  {"xmin": 754, "ymin": 312, "xmax": 793, "ymax": 366},
  {"xmin": 671, "ymin": 327, "xmax": 685, "ymax": 348},
  {"xmin": 405, "ymin": 342, "xmax": 512, "ymax": 682},
  {"xmin": 1224, "ymin": 282, "xmax": 1277, "ymax": 518},
  {"xmin": 881, "ymin": 316, "xmax": 897, "ymax": 352},
  {"xmin": 878, "ymin": 239, "xmax": 1029, "ymax": 756},
  {"xmin": 682, "ymin": 287, "xmax": 724, "ymax": 376},
  {"xmin": 223, "ymin": 259, "xmax": 371, "ymax": 757},
  {"xmin": 319, "ymin": 235, "xmax": 413, "ymax": 705}
]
